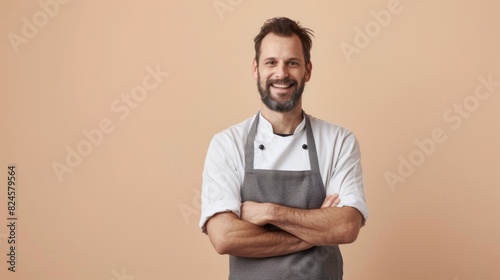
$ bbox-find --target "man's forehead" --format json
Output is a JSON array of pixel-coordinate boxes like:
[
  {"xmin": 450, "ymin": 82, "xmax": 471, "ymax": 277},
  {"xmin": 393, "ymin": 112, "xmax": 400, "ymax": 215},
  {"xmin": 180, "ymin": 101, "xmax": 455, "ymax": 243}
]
[{"xmin": 259, "ymin": 33, "xmax": 304, "ymax": 60}]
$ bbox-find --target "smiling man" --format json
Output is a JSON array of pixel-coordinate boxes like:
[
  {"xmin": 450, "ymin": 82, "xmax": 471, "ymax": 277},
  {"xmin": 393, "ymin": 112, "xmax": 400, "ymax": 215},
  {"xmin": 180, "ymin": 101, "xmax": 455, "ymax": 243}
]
[{"xmin": 200, "ymin": 17, "xmax": 368, "ymax": 280}]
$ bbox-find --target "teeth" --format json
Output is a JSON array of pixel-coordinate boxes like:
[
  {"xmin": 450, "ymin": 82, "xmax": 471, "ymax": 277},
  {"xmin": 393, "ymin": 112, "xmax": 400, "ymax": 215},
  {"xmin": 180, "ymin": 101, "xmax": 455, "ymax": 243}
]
[{"xmin": 273, "ymin": 83, "xmax": 290, "ymax": 88}]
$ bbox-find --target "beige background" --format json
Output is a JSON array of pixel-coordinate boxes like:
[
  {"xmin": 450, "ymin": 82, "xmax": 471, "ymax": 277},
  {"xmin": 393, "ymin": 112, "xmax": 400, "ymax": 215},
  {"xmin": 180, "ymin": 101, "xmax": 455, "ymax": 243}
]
[{"xmin": 1, "ymin": 0, "xmax": 499, "ymax": 279}]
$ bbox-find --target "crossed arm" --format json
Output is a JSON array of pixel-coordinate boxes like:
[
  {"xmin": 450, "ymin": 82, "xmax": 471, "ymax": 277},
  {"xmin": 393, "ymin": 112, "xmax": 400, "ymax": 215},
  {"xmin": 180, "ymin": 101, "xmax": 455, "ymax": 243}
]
[{"xmin": 206, "ymin": 194, "xmax": 363, "ymax": 258}]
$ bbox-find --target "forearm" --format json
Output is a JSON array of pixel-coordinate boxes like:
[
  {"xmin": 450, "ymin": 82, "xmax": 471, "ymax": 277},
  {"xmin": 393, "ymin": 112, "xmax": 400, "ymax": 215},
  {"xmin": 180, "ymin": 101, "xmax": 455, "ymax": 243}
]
[
  {"xmin": 206, "ymin": 212, "xmax": 312, "ymax": 258},
  {"xmin": 267, "ymin": 205, "xmax": 362, "ymax": 246}
]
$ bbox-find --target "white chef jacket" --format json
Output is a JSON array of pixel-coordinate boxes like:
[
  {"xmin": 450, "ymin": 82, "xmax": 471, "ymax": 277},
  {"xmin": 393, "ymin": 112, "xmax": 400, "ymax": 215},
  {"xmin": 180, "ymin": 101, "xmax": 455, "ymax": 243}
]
[{"xmin": 199, "ymin": 112, "xmax": 368, "ymax": 232}]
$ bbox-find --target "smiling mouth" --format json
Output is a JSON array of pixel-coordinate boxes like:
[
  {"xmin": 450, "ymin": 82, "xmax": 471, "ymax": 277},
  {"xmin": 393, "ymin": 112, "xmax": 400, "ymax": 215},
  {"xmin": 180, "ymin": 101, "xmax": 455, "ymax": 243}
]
[
  {"xmin": 268, "ymin": 80, "xmax": 297, "ymax": 89},
  {"xmin": 271, "ymin": 83, "xmax": 293, "ymax": 89}
]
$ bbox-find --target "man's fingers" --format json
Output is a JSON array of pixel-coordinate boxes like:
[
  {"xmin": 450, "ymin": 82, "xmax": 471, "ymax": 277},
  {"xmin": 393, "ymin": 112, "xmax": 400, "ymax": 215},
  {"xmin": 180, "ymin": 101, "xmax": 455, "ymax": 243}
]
[
  {"xmin": 320, "ymin": 195, "xmax": 331, "ymax": 208},
  {"xmin": 321, "ymin": 193, "xmax": 340, "ymax": 208},
  {"xmin": 331, "ymin": 196, "xmax": 341, "ymax": 207}
]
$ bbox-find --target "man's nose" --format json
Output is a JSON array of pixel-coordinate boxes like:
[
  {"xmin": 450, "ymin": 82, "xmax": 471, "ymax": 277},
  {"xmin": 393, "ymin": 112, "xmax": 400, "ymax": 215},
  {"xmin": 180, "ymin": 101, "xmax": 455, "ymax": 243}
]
[{"xmin": 274, "ymin": 62, "xmax": 289, "ymax": 79}]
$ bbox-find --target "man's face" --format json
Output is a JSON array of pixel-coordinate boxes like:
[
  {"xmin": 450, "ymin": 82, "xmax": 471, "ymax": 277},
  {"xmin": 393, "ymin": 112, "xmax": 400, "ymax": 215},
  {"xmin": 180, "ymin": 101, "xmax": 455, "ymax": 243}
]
[{"xmin": 253, "ymin": 33, "xmax": 312, "ymax": 112}]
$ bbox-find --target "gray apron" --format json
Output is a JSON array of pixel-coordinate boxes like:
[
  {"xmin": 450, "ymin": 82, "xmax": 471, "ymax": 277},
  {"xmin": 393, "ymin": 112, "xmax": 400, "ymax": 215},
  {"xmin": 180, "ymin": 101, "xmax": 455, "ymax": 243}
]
[{"xmin": 229, "ymin": 113, "xmax": 343, "ymax": 280}]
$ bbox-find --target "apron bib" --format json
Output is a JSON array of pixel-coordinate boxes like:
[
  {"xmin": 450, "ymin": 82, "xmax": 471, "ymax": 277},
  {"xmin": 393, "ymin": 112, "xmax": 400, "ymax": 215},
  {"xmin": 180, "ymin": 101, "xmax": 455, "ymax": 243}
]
[{"xmin": 229, "ymin": 113, "xmax": 343, "ymax": 280}]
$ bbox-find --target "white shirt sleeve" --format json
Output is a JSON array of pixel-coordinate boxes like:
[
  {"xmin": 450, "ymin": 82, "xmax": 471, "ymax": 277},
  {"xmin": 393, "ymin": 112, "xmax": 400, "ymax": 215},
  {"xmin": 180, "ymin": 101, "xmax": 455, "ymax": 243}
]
[
  {"xmin": 327, "ymin": 131, "xmax": 369, "ymax": 225},
  {"xmin": 199, "ymin": 133, "xmax": 243, "ymax": 233}
]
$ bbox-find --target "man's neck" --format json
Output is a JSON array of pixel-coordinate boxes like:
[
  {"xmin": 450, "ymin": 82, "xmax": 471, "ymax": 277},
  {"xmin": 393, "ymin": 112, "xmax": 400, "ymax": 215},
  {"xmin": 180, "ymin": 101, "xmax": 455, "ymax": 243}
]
[{"xmin": 260, "ymin": 104, "xmax": 304, "ymax": 135}]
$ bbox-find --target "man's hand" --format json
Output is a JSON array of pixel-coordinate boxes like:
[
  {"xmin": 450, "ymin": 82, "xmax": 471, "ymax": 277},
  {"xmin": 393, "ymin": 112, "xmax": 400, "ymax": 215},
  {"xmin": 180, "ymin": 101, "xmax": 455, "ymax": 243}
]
[
  {"xmin": 241, "ymin": 193, "xmax": 341, "ymax": 225},
  {"xmin": 241, "ymin": 193, "xmax": 362, "ymax": 246},
  {"xmin": 321, "ymin": 193, "xmax": 341, "ymax": 208},
  {"xmin": 240, "ymin": 201, "xmax": 272, "ymax": 226}
]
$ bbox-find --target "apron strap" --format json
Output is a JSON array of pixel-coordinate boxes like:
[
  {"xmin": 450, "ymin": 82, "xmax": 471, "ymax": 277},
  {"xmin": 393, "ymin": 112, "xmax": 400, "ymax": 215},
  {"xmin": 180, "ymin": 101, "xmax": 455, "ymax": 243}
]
[
  {"xmin": 304, "ymin": 113, "xmax": 320, "ymax": 173},
  {"xmin": 244, "ymin": 113, "xmax": 259, "ymax": 172}
]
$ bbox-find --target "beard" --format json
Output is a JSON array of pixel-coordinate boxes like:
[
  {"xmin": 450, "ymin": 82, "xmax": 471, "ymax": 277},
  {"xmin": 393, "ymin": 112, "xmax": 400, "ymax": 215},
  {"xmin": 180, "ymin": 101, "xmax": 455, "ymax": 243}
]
[{"xmin": 257, "ymin": 74, "xmax": 306, "ymax": 112}]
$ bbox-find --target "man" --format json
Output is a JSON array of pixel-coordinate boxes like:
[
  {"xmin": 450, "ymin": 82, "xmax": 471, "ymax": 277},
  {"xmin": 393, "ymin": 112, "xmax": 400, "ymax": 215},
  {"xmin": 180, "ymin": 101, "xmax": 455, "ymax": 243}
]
[{"xmin": 199, "ymin": 17, "xmax": 368, "ymax": 280}]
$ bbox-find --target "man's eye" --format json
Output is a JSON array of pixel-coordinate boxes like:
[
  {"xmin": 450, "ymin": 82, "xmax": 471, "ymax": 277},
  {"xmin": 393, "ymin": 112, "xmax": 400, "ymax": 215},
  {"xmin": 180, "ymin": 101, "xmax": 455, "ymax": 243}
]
[
  {"xmin": 288, "ymin": 61, "xmax": 299, "ymax": 66},
  {"xmin": 266, "ymin": 61, "xmax": 277, "ymax": 65}
]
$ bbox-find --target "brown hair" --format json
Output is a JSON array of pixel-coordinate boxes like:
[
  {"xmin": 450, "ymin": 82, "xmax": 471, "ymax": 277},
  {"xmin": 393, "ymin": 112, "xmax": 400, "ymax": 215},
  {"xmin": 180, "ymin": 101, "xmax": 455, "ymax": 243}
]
[{"xmin": 254, "ymin": 17, "xmax": 314, "ymax": 65}]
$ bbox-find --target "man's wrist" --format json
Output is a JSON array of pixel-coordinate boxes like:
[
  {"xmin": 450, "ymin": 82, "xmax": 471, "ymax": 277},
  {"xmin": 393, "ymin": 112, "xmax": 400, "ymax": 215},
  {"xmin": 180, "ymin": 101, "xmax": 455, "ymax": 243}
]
[{"xmin": 265, "ymin": 203, "xmax": 281, "ymax": 225}]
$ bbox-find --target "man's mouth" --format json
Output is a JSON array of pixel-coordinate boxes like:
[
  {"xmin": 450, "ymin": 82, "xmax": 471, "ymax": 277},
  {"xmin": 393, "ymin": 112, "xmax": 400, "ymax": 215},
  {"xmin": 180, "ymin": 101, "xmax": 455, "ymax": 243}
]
[
  {"xmin": 271, "ymin": 83, "xmax": 293, "ymax": 89},
  {"xmin": 268, "ymin": 80, "xmax": 296, "ymax": 89}
]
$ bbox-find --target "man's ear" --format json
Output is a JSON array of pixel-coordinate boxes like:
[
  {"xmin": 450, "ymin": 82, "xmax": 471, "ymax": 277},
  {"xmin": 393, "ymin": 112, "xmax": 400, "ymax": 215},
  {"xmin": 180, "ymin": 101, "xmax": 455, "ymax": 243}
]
[
  {"xmin": 252, "ymin": 59, "xmax": 259, "ymax": 80},
  {"xmin": 305, "ymin": 61, "xmax": 312, "ymax": 82}
]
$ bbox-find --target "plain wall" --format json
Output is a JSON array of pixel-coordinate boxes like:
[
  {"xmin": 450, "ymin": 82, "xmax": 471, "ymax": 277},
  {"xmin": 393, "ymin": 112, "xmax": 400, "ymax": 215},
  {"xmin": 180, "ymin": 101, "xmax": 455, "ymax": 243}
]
[{"xmin": 1, "ymin": 0, "xmax": 499, "ymax": 279}]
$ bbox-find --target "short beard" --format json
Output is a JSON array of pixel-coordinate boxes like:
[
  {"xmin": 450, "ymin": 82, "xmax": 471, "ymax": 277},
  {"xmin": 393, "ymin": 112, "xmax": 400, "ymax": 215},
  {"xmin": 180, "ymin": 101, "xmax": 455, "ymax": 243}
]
[{"xmin": 257, "ymin": 74, "xmax": 306, "ymax": 112}]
